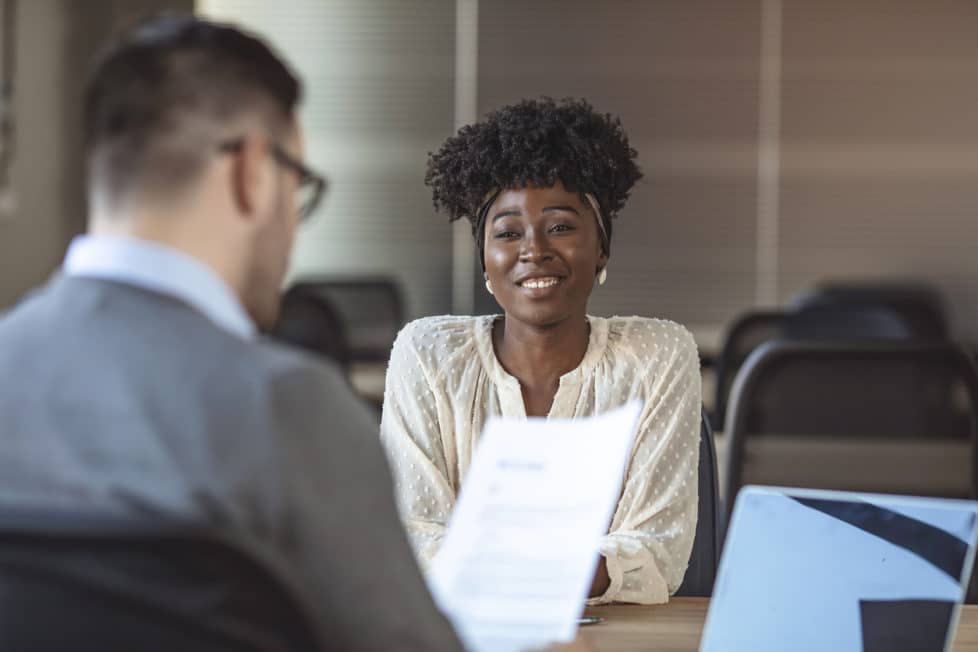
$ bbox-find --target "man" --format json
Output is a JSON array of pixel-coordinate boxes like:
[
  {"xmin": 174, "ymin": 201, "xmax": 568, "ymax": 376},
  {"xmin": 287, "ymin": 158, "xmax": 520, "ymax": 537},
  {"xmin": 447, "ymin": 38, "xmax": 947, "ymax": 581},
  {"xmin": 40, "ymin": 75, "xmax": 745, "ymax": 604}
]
[{"xmin": 0, "ymin": 14, "xmax": 461, "ymax": 651}]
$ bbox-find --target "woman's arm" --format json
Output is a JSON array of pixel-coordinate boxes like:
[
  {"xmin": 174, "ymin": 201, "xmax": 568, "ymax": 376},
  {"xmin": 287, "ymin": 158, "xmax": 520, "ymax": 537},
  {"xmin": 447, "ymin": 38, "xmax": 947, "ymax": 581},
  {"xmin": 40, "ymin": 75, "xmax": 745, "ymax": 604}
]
[
  {"xmin": 588, "ymin": 324, "xmax": 702, "ymax": 605},
  {"xmin": 379, "ymin": 323, "xmax": 457, "ymax": 568}
]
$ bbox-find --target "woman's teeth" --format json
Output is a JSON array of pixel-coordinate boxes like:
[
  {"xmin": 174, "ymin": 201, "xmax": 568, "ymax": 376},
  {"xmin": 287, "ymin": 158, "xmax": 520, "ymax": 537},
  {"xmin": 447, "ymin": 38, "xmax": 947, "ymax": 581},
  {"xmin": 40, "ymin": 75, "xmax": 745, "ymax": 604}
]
[{"xmin": 521, "ymin": 277, "xmax": 560, "ymax": 289}]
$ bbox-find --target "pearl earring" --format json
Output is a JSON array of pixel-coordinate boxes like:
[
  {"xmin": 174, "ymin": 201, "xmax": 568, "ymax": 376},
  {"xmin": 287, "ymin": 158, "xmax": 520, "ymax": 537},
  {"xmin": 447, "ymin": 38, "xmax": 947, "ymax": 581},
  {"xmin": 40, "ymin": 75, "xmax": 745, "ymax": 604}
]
[
  {"xmin": 597, "ymin": 267, "xmax": 608, "ymax": 286},
  {"xmin": 485, "ymin": 277, "xmax": 494, "ymax": 295}
]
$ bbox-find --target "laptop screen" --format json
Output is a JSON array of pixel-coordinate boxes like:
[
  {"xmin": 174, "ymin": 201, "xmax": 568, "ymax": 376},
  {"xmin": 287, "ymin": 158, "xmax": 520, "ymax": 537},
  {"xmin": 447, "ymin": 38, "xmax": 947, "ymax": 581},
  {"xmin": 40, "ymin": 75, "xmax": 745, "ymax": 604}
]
[{"xmin": 700, "ymin": 486, "xmax": 978, "ymax": 652}]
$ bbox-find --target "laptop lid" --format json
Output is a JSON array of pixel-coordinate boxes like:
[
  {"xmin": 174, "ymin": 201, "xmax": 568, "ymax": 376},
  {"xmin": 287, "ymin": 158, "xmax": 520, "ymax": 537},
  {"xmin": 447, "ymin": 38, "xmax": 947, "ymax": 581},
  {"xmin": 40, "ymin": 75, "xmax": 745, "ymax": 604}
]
[{"xmin": 700, "ymin": 486, "xmax": 978, "ymax": 652}]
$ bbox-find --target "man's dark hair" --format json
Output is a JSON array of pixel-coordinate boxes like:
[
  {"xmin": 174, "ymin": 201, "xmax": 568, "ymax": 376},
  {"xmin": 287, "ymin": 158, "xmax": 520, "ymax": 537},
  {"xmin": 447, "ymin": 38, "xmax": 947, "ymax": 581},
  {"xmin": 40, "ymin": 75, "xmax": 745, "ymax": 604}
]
[
  {"xmin": 84, "ymin": 14, "xmax": 301, "ymax": 202},
  {"xmin": 424, "ymin": 97, "xmax": 642, "ymax": 258}
]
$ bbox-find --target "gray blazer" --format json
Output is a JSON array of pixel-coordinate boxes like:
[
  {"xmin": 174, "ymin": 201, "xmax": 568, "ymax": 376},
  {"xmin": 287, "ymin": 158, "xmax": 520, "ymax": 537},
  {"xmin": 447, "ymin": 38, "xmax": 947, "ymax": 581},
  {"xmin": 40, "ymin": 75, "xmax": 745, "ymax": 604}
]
[{"xmin": 0, "ymin": 276, "xmax": 462, "ymax": 651}]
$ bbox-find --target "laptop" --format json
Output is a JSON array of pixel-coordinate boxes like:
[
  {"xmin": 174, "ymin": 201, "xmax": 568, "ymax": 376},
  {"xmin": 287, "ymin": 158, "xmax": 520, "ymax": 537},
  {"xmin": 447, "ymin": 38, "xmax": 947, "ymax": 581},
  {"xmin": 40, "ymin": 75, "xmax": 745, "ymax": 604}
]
[{"xmin": 700, "ymin": 486, "xmax": 978, "ymax": 652}]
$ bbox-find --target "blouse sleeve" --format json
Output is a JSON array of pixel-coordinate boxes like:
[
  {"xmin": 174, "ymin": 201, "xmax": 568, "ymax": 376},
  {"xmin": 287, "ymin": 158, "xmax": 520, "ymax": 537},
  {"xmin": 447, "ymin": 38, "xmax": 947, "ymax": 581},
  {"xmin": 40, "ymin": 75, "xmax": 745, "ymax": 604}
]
[
  {"xmin": 379, "ymin": 323, "xmax": 457, "ymax": 569},
  {"xmin": 588, "ymin": 325, "xmax": 702, "ymax": 605}
]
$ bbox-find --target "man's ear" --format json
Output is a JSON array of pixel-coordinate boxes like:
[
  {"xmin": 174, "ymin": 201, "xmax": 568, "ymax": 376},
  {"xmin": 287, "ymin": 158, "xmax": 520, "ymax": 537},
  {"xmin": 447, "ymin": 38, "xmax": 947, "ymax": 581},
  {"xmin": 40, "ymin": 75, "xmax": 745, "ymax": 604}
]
[{"xmin": 229, "ymin": 132, "xmax": 269, "ymax": 221}]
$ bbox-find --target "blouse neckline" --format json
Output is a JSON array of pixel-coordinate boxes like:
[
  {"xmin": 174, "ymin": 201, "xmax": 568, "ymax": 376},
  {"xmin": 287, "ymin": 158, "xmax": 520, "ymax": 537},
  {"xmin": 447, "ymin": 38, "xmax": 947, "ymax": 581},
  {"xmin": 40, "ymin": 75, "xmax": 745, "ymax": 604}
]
[{"xmin": 472, "ymin": 314, "xmax": 610, "ymax": 418}]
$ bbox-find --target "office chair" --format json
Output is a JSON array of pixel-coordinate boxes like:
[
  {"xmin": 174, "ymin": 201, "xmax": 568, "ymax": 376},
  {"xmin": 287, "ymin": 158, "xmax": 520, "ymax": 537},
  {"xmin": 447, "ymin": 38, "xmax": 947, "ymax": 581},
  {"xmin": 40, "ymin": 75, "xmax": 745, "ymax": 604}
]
[
  {"xmin": 675, "ymin": 410, "xmax": 720, "ymax": 597},
  {"xmin": 722, "ymin": 341, "xmax": 978, "ymax": 527},
  {"xmin": 0, "ymin": 508, "xmax": 323, "ymax": 652},
  {"xmin": 287, "ymin": 278, "xmax": 405, "ymax": 363},
  {"xmin": 790, "ymin": 281, "xmax": 949, "ymax": 341},
  {"xmin": 714, "ymin": 285, "xmax": 949, "ymax": 431},
  {"xmin": 712, "ymin": 311, "xmax": 787, "ymax": 431},
  {"xmin": 782, "ymin": 303, "xmax": 921, "ymax": 342},
  {"xmin": 273, "ymin": 287, "xmax": 352, "ymax": 369}
]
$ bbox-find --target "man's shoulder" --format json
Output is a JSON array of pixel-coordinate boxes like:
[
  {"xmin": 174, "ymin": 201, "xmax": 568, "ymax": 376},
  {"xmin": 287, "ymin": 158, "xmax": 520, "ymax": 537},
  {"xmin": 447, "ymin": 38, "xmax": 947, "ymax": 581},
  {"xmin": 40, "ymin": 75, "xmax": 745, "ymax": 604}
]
[
  {"xmin": 251, "ymin": 337, "xmax": 350, "ymax": 392},
  {"xmin": 0, "ymin": 277, "xmax": 62, "ymax": 331},
  {"xmin": 0, "ymin": 276, "xmax": 341, "ymax": 389}
]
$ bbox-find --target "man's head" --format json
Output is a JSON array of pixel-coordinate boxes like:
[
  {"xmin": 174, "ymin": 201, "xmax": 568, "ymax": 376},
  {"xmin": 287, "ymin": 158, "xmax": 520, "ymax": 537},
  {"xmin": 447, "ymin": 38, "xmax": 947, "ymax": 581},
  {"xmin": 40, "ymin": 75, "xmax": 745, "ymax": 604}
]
[{"xmin": 84, "ymin": 14, "xmax": 321, "ymax": 331}]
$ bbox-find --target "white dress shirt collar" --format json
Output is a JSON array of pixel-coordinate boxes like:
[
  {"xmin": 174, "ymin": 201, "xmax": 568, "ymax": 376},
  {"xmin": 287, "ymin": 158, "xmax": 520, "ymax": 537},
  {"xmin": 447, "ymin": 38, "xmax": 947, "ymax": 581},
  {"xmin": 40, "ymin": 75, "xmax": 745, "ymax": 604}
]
[{"xmin": 63, "ymin": 234, "xmax": 257, "ymax": 339}]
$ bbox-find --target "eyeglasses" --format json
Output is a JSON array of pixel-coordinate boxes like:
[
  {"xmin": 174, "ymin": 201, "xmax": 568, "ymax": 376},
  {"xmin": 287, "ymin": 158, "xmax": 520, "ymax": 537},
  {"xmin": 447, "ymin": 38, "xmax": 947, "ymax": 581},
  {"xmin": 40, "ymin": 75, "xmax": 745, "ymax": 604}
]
[{"xmin": 218, "ymin": 139, "xmax": 328, "ymax": 222}]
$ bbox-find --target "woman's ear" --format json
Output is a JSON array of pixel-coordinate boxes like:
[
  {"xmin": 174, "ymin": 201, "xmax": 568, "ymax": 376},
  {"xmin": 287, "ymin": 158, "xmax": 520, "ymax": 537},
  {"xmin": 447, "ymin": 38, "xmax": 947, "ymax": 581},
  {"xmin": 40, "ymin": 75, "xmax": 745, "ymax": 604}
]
[{"xmin": 595, "ymin": 245, "xmax": 610, "ymax": 285}]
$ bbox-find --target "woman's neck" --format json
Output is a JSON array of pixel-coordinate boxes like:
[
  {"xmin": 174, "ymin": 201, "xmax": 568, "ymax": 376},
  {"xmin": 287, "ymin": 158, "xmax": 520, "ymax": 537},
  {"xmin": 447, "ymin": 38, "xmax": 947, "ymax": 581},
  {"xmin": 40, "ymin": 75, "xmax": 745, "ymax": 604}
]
[{"xmin": 492, "ymin": 313, "xmax": 591, "ymax": 392}]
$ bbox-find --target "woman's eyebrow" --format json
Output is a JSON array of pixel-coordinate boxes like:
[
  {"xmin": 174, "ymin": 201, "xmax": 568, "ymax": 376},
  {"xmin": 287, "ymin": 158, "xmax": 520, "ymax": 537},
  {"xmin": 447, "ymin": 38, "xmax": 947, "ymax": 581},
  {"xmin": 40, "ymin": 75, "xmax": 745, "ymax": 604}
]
[
  {"xmin": 491, "ymin": 208, "xmax": 522, "ymax": 221},
  {"xmin": 543, "ymin": 205, "xmax": 581, "ymax": 214},
  {"xmin": 492, "ymin": 204, "xmax": 582, "ymax": 220}
]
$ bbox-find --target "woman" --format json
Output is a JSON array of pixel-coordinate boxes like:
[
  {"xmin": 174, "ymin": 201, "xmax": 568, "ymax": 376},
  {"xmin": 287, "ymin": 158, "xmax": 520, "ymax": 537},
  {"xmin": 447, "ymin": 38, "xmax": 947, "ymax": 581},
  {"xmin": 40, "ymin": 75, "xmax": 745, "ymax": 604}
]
[{"xmin": 381, "ymin": 97, "xmax": 701, "ymax": 605}]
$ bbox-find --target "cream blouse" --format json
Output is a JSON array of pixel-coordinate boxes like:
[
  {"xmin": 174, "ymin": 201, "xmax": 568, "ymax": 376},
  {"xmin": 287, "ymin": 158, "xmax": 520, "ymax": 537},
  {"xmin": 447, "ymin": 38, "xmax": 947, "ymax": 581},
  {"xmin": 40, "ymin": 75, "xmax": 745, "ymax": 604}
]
[{"xmin": 379, "ymin": 314, "xmax": 701, "ymax": 604}]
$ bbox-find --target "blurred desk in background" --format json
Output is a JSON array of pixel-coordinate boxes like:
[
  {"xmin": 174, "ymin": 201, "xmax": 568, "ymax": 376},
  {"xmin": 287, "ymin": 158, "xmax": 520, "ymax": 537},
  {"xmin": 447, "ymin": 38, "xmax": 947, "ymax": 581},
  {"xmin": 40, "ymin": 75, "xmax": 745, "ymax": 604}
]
[
  {"xmin": 545, "ymin": 598, "xmax": 978, "ymax": 651},
  {"xmin": 713, "ymin": 435, "xmax": 972, "ymax": 500},
  {"xmin": 349, "ymin": 361, "xmax": 387, "ymax": 405}
]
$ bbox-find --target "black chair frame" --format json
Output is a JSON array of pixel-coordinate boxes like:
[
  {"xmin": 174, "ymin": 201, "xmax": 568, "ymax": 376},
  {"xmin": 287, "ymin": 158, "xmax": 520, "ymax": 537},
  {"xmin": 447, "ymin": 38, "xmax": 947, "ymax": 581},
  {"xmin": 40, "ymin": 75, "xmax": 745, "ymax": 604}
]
[
  {"xmin": 722, "ymin": 340, "xmax": 978, "ymax": 527},
  {"xmin": 675, "ymin": 410, "xmax": 720, "ymax": 597},
  {"xmin": 712, "ymin": 310, "xmax": 787, "ymax": 431},
  {"xmin": 0, "ymin": 509, "xmax": 323, "ymax": 652}
]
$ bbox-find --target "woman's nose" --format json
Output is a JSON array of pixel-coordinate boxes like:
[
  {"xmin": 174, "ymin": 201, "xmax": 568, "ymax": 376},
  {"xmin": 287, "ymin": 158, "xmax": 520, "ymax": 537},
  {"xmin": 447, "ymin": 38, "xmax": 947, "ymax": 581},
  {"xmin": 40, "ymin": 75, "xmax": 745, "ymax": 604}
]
[{"xmin": 519, "ymin": 229, "xmax": 554, "ymax": 263}]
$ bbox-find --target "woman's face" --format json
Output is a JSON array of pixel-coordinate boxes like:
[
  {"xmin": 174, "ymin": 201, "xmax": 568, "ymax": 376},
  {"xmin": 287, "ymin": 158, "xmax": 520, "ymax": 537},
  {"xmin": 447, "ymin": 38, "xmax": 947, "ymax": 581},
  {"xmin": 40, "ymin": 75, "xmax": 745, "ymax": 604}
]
[{"xmin": 483, "ymin": 181, "xmax": 607, "ymax": 329}]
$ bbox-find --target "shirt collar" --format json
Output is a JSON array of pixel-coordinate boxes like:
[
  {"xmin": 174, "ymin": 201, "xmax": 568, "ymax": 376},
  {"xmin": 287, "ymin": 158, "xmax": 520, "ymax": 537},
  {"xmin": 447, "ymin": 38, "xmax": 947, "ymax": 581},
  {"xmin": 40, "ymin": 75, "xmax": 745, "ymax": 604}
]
[{"xmin": 63, "ymin": 234, "xmax": 257, "ymax": 339}]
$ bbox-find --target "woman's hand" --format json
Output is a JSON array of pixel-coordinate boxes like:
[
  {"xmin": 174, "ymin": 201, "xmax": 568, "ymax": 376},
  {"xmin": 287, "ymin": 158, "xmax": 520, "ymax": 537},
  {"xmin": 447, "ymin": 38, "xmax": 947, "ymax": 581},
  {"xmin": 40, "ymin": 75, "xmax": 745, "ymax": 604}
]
[{"xmin": 589, "ymin": 556, "xmax": 611, "ymax": 597}]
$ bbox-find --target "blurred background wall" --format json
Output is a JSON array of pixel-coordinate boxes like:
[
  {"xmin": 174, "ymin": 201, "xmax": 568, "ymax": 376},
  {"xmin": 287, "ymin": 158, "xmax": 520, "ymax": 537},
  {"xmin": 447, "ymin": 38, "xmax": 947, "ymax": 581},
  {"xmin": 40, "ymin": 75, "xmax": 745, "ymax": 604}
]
[
  {"xmin": 2, "ymin": 0, "xmax": 977, "ymax": 347},
  {"xmin": 0, "ymin": 0, "xmax": 67, "ymax": 309},
  {"xmin": 0, "ymin": 0, "xmax": 193, "ymax": 308},
  {"xmin": 199, "ymin": 0, "xmax": 458, "ymax": 320},
  {"xmin": 777, "ymin": 1, "xmax": 978, "ymax": 336},
  {"xmin": 474, "ymin": 0, "xmax": 763, "ymax": 343},
  {"xmin": 200, "ymin": 0, "xmax": 978, "ymax": 347}
]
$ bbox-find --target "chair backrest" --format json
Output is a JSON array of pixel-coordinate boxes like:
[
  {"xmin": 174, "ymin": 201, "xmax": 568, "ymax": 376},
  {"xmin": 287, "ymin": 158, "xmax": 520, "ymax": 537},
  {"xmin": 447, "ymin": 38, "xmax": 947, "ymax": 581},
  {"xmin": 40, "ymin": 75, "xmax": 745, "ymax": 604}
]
[
  {"xmin": 790, "ymin": 281, "xmax": 950, "ymax": 340},
  {"xmin": 0, "ymin": 509, "xmax": 322, "ymax": 652},
  {"xmin": 712, "ymin": 311, "xmax": 787, "ymax": 431},
  {"xmin": 722, "ymin": 341, "xmax": 978, "ymax": 526},
  {"xmin": 287, "ymin": 278, "xmax": 404, "ymax": 363},
  {"xmin": 273, "ymin": 287, "xmax": 352, "ymax": 368},
  {"xmin": 675, "ymin": 411, "xmax": 720, "ymax": 597},
  {"xmin": 713, "ymin": 286, "xmax": 950, "ymax": 431},
  {"xmin": 782, "ymin": 303, "xmax": 920, "ymax": 341}
]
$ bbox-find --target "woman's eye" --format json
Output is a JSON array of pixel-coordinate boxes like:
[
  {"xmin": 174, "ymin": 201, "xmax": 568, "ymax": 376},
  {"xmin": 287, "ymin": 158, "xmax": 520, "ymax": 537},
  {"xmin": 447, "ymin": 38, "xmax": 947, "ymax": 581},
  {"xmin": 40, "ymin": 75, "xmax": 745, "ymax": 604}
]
[
  {"xmin": 493, "ymin": 230, "xmax": 520, "ymax": 239},
  {"xmin": 550, "ymin": 223, "xmax": 574, "ymax": 233}
]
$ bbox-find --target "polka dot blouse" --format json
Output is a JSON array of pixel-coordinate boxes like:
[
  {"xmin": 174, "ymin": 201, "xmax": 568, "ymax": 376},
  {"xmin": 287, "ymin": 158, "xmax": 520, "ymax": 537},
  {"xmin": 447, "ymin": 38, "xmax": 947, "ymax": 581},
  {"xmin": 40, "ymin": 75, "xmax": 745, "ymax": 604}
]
[{"xmin": 379, "ymin": 314, "xmax": 701, "ymax": 605}]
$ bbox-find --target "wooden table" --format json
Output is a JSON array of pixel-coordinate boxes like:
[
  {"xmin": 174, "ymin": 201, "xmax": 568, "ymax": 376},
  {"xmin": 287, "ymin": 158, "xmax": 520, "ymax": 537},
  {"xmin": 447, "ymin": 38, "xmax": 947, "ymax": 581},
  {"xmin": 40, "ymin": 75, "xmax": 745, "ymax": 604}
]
[
  {"xmin": 549, "ymin": 598, "xmax": 978, "ymax": 651},
  {"xmin": 348, "ymin": 361, "xmax": 387, "ymax": 404}
]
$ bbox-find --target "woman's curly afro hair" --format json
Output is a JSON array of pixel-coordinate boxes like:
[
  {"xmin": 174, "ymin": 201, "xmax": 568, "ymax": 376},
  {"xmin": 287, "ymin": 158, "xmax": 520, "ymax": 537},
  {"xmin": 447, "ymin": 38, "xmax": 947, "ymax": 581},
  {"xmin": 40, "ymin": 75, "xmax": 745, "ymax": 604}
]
[{"xmin": 424, "ymin": 97, "xmax": 643, "ymax": 253}]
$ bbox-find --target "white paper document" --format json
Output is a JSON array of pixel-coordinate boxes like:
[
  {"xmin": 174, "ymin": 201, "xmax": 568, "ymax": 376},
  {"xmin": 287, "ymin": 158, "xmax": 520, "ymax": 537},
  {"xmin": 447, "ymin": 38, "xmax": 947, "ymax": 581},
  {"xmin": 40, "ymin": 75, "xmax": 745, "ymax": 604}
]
[{"xmin": 428, "ymin": 401, "xmax": 643, "ymax": 652}]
